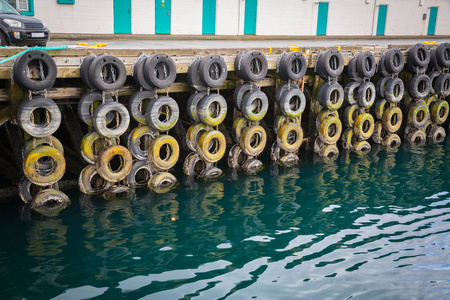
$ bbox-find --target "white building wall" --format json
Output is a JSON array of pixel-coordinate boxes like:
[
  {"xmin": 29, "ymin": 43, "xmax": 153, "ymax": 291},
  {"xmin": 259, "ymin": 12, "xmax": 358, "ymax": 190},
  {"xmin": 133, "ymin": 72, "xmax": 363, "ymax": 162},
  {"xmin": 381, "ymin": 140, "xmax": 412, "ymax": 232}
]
[
  {"xmin": 326, "ymin": 0, "xmax": 374, "ymax": 36},
  {"xmin": 435, "ymin": 0, "xmax": 450, "ymax": 36},
  {"xmin": 216, "ymin": 0, "xmax": 240, "ymax": 35},
  {"xmin": 132, "ymin": 0, "xmax": 155, "ymax": 34},
  {"xmin": 171, "ymin": 0, "xmax": 202, "ymax": 35}
]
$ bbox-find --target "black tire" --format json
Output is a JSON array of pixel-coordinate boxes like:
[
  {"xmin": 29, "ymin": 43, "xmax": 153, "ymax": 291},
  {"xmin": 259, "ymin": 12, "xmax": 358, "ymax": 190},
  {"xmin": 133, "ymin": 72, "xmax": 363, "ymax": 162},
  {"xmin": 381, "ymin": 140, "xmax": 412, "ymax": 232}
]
[
  {"xmin": 13, "ymin": 50, "xmax": 57, "ymax": 91},
  {"xmin": 187, "ymin": 59, "xmax": 207, "ymax": 91},
  {"xmin": 318, "ymin": 81, "xmax": 344, "ymax": 110},
  {"xmin": 384, "ymin": 78, "xmax": 404, "ymax": 104},
  {"xmin": 429, "ymin": 47, "xmax": 442, "ymax": 71},
  {"xmin": 344, "ymin": 81, "xmax": 360, "ymax": 105},
  {"xmin": 356, "ymin": 51, "xmax": 376, "ymax": 78},
  {"xmin": 80, "ymin": 55, "xmax": 97, "ymax": 90},
  {"xmin": 145, "ymin": 96, "xmax": 179, "ymax": 131},
  {"xmin": 408, "ymin": 74, "xmax": 431, "ymax": 99},
  {"xmin": 125, "ymin": 160, "xmax": 157, "ymax": 189},
  {"xmin": 78, "ymin": 92, "xmax": 114, "ymax": 126},
  {"xmin": 435, "ymin": 73, "xmax": 450, "ymax": 97},
  {"xmin": 132, "ymin": 56, "xmax": 154, "ymax": 91},
  {"xmin": 88, "ymin": 55, "xmax": 127, "ymax": 91},
  {"xmin": 357, "ymin": 81, "xmax": 376, "ymax": 108},
  {"xmin": 377, "ymin": 56, "xmax": 392, "ymax": 77},
  {"xmin": 376, "ymin": 76, "xmax": 390, "ymax": 98},
  {"xmin": 234, "ymin": 82, "xmax": 258, "ymax": 111},
  {"xmin": 278, "ymin": 88, "xmax": 306, "ymax": 118},
  {"xmin": 234, "ymin": 53, "xmax": 243, "ymax": 79},
  {"xmin": 276, "ymin": 82, "xmax": 299, "ymax": 105},
  {"xmin": 278, "ymin": 52, "xmax": 307, "ymax": 81},
  {"xmin": 407, "ymin": 43, "xmax": 430, "ymax": 68},
  {"xmin": 18, "ymin": 97, "xmax": 61, "ymax": 138},
  {"xmin": 407, "ymin": 58, "xmax": 426, "ymax": 74},
  {"xmin": 318, "ymin": 49, "xmax": 344, "ymax": 78},
  {"xmin": 241, "ymin": 90, "xmax": 269, "ymax": 122},
  {"xmin": 198, "ymin": 54, "xmax": 228, "ymax": 88},
  {"xmin": 144, "ymin": 53, "xmax": 177, "ymax": 89},
  {"xmin": 427, "ymin": 70, "xmax": 441, "ymax": 94},
  {"xmin": 93, "ymin": 102, "xmax": 130, "ymax": 138},
  {"xmin": 384, "ymin": 48, "xmax": 404, "ymax": 74},
  {"xmin": 186, "ymin": 92, "xmax": 207, "ymax": 122},
  {"xmin": 436, "ymin": 42, "xmax": 450, "ymax": 68},
  {"xmin": 237, "ymin": 51, "xmax": 268, "ymax": 82},
  {"xmin": 347, "ymin": 56, "xmax": 363, "ymax": 82},
  {"xmin": 0, "ymin": 31, "xmax": 7, "ymax": 46},
  {"xmin": 128, "ymin": 90, "xmax": 157, "ymax": 124}
]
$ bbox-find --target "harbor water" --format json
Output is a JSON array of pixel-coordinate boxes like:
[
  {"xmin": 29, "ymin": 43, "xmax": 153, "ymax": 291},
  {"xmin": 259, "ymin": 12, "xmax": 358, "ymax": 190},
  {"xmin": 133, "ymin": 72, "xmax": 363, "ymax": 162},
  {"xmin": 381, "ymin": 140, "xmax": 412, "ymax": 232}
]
[{"xmin": 1, "ymin": 142, "xmax": 450, "ymax": 299}]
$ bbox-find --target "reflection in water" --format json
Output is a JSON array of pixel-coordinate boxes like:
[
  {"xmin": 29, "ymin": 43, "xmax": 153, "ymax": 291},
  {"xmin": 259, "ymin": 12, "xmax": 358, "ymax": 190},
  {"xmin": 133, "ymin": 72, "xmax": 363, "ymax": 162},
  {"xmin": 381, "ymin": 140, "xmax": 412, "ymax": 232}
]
[{"xmin": 0, "ymin": 142, "xmax": 450, "ymax": 299}]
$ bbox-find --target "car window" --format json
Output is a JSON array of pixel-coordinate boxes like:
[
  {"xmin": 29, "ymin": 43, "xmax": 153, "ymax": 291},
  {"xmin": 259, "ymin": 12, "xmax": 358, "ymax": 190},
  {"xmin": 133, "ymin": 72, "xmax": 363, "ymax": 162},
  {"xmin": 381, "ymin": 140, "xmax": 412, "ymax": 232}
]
[{"xmin": 0, "ymin": 1, "xmax": 20, "ymax": 15}]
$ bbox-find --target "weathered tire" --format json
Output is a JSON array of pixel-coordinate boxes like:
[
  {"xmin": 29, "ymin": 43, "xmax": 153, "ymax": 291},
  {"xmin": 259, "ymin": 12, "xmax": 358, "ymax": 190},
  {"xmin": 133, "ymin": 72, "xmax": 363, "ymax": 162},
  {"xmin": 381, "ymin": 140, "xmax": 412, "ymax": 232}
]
[
  {"xmin": 132, "ymin": 56, "xmax": 154, "ymax": 91},
  {"xmin": 277, "ymin": 122, "xmax": 303, "ymax": 152},
  {"xmin": 31, "ymin": 189, "xmax": 70, "ymax": 217},
  {"xmin": 78, "ymin": 164, "xmax": 112, "ymax": 195},
  {"xmin": 435, "ymin": 42, "xmax": 450, "ymax": 68},
  {"xmin": 316, "ymin": 110, "xmax": 339, "ymax": 131},
  {"xmin": 78, "ymin": 92, "xmax": 115, "ymax": 126},
  {"xmin": 148, "ymin": 172, "xmax": 178, "ymax": 194},
  {"xmin": 93, "ymin": 102, "xmax": 130, "ymax": 138},
  {"xmin": 187, "ymin": 59, "xmax": 207, "ymax": 91},
  {"xmin": 197, "ymin": 130, "xmax": 226, "ymax": 163},
  {"xmin": 197, "ymin": 93, "xmax": 227, "ymax": 125},
  {"xmin": 23, "ymin": 145, "xmax": 65, "ymax": 186},
  {"xmin": 23, "ymin": 135, "xmax": 64, "ymax": 161},
  {"xmin": 435, "ymin": 73, "xmax": 450, "ymax": 97},
  {"xmin": 354, "ymin": 113, "xmax": 375, "ymax": 140},
  {"xmin": 353, "ymin": 140, "xmax": 371, "ymax": 155},
  {"xmin": 80, "ymin": 131, "xmax": 118, "ymax": 164},
  {"xmin": 186, "ymin": 92, "xmax": 207, "ymax": 122},
  {"xmin": 124, "ymin": 160, "xmax": 157, "ymax": 188},
  {"xmin": 127, "ymin": 126, "xmax": 158, "ymax": 160},
  {"xmin": 341, "ymin": 128, "xmax": 356, "ymax": 150},
  {"xmin": 148, "ymin": 135, "xmax": 180, "ymax": 170},
  {"xmin": 233, "ymin": 83, "xmax": 258, "ymax": 111},
  {"xmin": 385, "ymin": 78, "xmax": 404, "ymax": 104},
  {"xmin": 317, "ymin": 49, "xmax": 344, "ymax": 79},
  {"xmin": 407, "ymin": 43, "xmax": 430, "ymax": 69},
  {"xmin": 183, "ymin": 152, "xmax": 206, "ymax": 177},
  {"xmin": 96, "ymin": 145, "xmax": 133, "ymax": 182},
  {"xmin": 278, "ymin": 52, "xmax": 307, "ymax": 81},
  {"xmin": 19, "ymin": 177, "xmax": 58, "ymax": 204},
  {"xmin": 241, "ymin": 90, "xmax": 268, "ymax": 122},
  {"xmin": 347, "ymin": 56, "xmax": 363, "ymax": 82},
  {"xmin": 382, "ymin": 133, "xmax": 401, "ymax": 150},
  {"xmin": 382, "ymin": 106, "xmax": 403, "ymax": 133},
  {"xmin": 198, "ymin": 54, "xmax": 228, "ymax": 88},
  {"xmin": 406, "ymin": 129, "xmax": 426, "ymax": 145},
  {"xmin": 374, "ymin": 98, "xmax": 387, "ymax": 120},
  {"xmin": 356, "ymin": 51, "xmax": 376, "ymax": 78},
  {"xmin": 13, "ymin": 50, "xmax": 57, "ymax": 91},
  {"xmin": 236, "ymin": 50, "xmax": 268, "ymax": 82},
  {"xmin": 232, "ymin": 117, "xmax": 248, "ymax": 143},
  {"xmin": 241, "ymin": 158, "xmax": 264, "ymax": 174},
  {"xmin": 240, "ymin": 125, "xmax": 267, "ymax": 156},
  {"xmin": 145, "ymin": 96, "xmax": 179, "ymax": 131},
  {"xmin": 429, "ymin": 126, "xmax": 446, "ymax": 143},
  {"xmin": 377, "ymin": 55, "xmax": 392, "ymax": 77},
  {"xmin": 430, "ymin": 99, "xmax": 449, "ymax": 125},
  {"xmin": 408, "ymin": 101, "xmax": 429, "ymax": 128},
  {"xmin": 343, "ymin": 104, "xmax": 360, "ymax": 128},
  {"xmin": 273, "ymin": 114, "xmax": 288, "ymax": 134},
  {"xmin": 88, "ymin": 55, "xmax": 127, "ymax": 91},
  {"xmin": 319, "ymin": 144, "xmax": 339, "ymax": 159},
  {"xmin": 186, "ymin": 123, "xmax": 208, "ymax": 152},
  {"xmin": 344, "ymin": 81, "xmax": 360, "ymax": 105},
  {"xmin": 17, "ymin": 97, "xmax": 61, "ymax": 138},
  {"xmin": 313, "ymin": 136, "xmax": 325, "ymax": 154},
  {"xmin": 429, "ymin": 47, "xmax": 442, "ymax": 71},
  {"xmin": 228, "ymin": 144, "xmax": 248, "ymax": 168},
  {"xmin": 80, "ymin": 55, "xmax": 97, "ymax": 90},
  {"xmin": 318, "ymin": 116, "xmax": 342, "ymax": 144},
  {"xmin": 424, "ymin": 94, "xmax": 438, "ymax": 109},
  {"xmin": 318, "ymin": 81, "xmax": 344, "ymax": 110},
  {"xmin": 279, "ymin": 88, "xmax": 306, "ymax": 118},
  {"xmin": 408, "ymin": 74, "xmax": 431, "ymax": 99},
  {"xmin": 128, "ymin": 90, "xmax": 157, "ymax": 124},
  {"xmin": 357, "ymin": 81, "xmax": 376, "ymax": 108},
  {"xmin": 384, "ymin": 48, "xmax": 405, "ymax": 74},
  {"xmin": 427, "ymin": 71, "xmax": 441, "ymax": 94},
  {"xmin": 102, "ymin": 185, "xmax": 135, "ymax": 201},
  {"xmin": 372, "ymin": 121, "xmax": 386, "ymax": 144},
  {"xmin": 276, "ymin": 82, "xmax": 300, "ymax": 105},
  {"xmin": 143, "ymin": 53, "xmax": 177, "ymax": 89}
]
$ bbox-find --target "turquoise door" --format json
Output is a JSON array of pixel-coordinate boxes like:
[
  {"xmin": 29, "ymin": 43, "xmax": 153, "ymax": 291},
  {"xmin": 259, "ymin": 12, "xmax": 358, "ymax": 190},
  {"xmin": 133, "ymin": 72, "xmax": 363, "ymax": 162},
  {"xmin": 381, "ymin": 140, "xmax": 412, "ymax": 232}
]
[
  {"xmin": 376, "ymin": 5, "xmax": 387, "ymax": 36},
  {"xmin": 202, "ymin": 0, "xmax": 216, "ymax": 34},
  {"xmin": 317, "ymin": 2, "xmax": 328, "ymax": 35},
  {"xmin": 114, "ymin": 0, "xmax": 131, "ymax": 34},
  {"xmin": 155, "ymin": 0, "xmax": 171, "ymax": 34},
  {"xmin": 244, "ymin": 0, "xmax": 257, "ymax": 35},
  {"xmin": 427, "ymin": 7, "xmax": 438, "ymax": 35}
]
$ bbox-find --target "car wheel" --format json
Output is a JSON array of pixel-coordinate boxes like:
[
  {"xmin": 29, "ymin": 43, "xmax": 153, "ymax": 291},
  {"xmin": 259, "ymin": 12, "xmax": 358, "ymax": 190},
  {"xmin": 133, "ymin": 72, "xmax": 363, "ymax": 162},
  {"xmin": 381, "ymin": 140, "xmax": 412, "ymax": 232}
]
[{"xmin": 0, "ymin": 31, "xmax": 7, "ymax": 46}]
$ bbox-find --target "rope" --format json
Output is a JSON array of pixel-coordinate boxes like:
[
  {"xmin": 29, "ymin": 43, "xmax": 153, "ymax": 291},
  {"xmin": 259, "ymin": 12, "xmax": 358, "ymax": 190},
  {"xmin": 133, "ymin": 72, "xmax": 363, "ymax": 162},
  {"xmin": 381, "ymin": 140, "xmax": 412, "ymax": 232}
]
[{"xmin": 0, "ymin": 46, "xmax": 69, "ymax": 65}]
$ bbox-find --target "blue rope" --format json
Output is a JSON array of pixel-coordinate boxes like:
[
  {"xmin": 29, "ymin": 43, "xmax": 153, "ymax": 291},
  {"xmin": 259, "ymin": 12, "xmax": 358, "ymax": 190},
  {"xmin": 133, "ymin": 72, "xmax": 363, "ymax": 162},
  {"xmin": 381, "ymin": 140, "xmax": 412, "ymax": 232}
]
[{"xmin": 0, "ymin": 46, "xmax": 69, "ymax": 65}]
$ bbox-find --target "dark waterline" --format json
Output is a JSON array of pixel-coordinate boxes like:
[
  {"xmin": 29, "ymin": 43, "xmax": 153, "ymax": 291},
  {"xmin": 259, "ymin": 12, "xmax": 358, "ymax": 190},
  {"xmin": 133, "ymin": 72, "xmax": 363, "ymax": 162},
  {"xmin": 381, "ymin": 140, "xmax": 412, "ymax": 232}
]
[{"xmin": 1, "ymin": 142, "xmax": 450, "ymax": 299}]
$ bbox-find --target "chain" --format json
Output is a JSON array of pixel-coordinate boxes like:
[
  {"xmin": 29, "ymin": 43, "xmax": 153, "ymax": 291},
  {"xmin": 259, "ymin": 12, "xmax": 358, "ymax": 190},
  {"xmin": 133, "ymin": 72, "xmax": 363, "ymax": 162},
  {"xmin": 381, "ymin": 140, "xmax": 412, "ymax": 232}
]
[
  {"xmin": 102, "ymin": 91, "xmax": 106, "ymax": 104},
  {"xmin": 163, "ymin": 63, "xmax": 168, "ymax": 80},
  {"xmin": 214, "ymin": 63, "xmax": 219, "ymax": 80},
  {"xmin": 188, "ymin": 54, "xmax": 201, "ymax": 67},
  {"xmin": 277, "ymin": 51, "xmax": 286, "ymax": 74},
  {"xmin": 39, "ymin": 60, "xmax": 45, "ymax": 80},
  {"xmin": 111, "ymin": 65, "xmax": 116, "ymax": 83},
  {"xmin": 10, "ymin": 62, "xmax": 14, "ymax": 85}
]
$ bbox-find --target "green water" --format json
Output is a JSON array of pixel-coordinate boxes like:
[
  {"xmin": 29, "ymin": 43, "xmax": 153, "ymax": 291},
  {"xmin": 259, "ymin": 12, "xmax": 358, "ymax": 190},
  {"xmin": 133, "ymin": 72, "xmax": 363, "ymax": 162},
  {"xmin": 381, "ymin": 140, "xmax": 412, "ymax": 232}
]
[{"xmin": 1, "ymin": 143, "xmax": 450, "ymax": 299}]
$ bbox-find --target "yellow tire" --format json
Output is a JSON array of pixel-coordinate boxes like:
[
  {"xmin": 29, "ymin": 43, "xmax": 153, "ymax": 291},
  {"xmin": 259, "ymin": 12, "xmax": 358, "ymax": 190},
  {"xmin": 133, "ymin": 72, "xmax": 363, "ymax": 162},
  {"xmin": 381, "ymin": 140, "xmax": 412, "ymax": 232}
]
[
  {"xmin": 430, "ymin": 100, "xmax": 449, "ymax": 125},
  {"xmin": 382, "ymin": 133, "xmax": 401, "ymax": 150},
  {"xmin": 197, "ymin": 130, "xmax": 226, "ymax": 163},
  {"xmin": 239, "ymin": 125, "xmax": 267, "ymax": 156},
  {"xmin": 316, "ymin": 110, "xmax": 339, "ymax": 130},
  {"xmin": 81, "ymin": 131, "xmax": 118, "ymax": 164},
  {"xmin": 353, "ymin": 140, "xmax": 371, "ymax": 155},
  {"xmin": 186, "ymin": 123, "xmax": 208, "ymax": 152},
  {"xmin": 277, "ymin": 122, "xmax": 303, "ymax": 152},
  {"xmin": 424, "ymin": 95, "xmax": 438, "ymax": 108},
  {"xmin": 148, "ymin": 172, "xmax": 178, "ymax": 194},
  {"xmin": 96, "ymin": 145, "xmax": 133, "ymax": 182},
  {"xmin": 319, "ymin": 144, "xmax": 339, "ymax": 159},
  {"xmin": 406, "ymin": 129, "xmax": 426, "ymax": 145},
  {"xmin": 228, "ymin": 144, "xmax": 248, "ymax": 168},
  {"xmin": 408, "ymin": 101, "xmax": 429, "ymax": 128},
  {"xmin": 127, "ymin": 126, "xmax": 158, "ymax": 160},
  {"xmin": 354, "ymin": 113, "xmax": 375, "ymax": 140},
  {"xmin": 273, "ymin": 114, "xmax": 288, "ymax": 134},
  {"xmin": 319, "ymin": 116, "xmax": 342, "ymax": 144},
  {"xmin": 343, "ymin": 104, "xmax": 360, "ymax": 128},
  {"xmin": 341, "ymin": 128, "xmax": 356, "ymax": 150},
  {"xmin": 31, "ymin": 189, "xmax": 70, "ymax": 217},
  {"xmin": 232, "ymin": 117, "xmax": 248, "ymax": 143},
  {"xmin": 148, "ymin": 135, "xmax": 180, "ymax": 170},
  {"xmin": 382, "ymin": 106, "xmax": 403, "ymax": 133},
  {"xmin": 79, "ymin": 164, "xmax": 112, "ymax": 194},
  {"xmin": 372, "ymin": 121, "xmax": 386, "ymax": 144},
  {"xmin": 374, "ymin": 98, "xmax": 387, "ymax": 120},
  {"xmin": 23, "ymin": 145, "xmax": 66, "ymax": 186}
]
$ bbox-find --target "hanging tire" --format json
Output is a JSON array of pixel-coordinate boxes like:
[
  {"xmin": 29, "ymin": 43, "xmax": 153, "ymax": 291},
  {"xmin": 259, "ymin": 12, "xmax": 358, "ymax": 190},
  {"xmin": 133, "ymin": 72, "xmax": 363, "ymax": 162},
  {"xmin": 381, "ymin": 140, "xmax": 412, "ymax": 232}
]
[
  {"xmin": 143, "ymin": 53, "xmax": 177, "ymax": 89},
  {"xmin": 318, "ymin": 81, "xmax": 344, "ymax": 110},
  {"xmin": 354, "ymin": 113, "xmax": 375, "ymax": 140},
  {"xmin": 347, "ymin": 56, "xmax": 363, "ymax": 82},
  {"xmin": 435, "ymin": 42, "xmax": 450, "ymax": 68},
  {"xmin": 313, "ymin": 136, "xmax": 325, "ymax": 154},
  {"xmin": 318, "ymin": 116, "xmax": 342, "ymax": 144},
  {"xmin": 148, "ymin": 172, "xmax": 178, "ymax": 194},
  {"xmin": 96, "ymin": 145, "xmax": 133, "ymax": 182},
  {"xmin": 343, "ymin": 104, "xmax": 360, "ymax": 128},
  {"xmin": 278, "ymin": 52, "xmax": 307, "ymax": 81},
  {"xmin": 408, "ymin": 74, "xmax": 431, "ymax": 99},
  {"xmin": 145, "ymin": 96, "xmax": 179, "ymax": 131},
  {"xmin": 344, "ymin": 81, "xmax": 360, "ymax": 105},
  {"xmin": 372, "ymin": 121, "xmax": 386, "ymax": 144},
  {"xmin": 17, "ymin": 97, "xmax": 61, "ymax": 138},
  {"xmin": 241, "ymin": 90, "xmax": 268, "ymax": 122},
  {"xmin": 88, "ymin": 55, "xmax": 127, "ymax": 91},
  {"xmin": 128, "ymin": 90, "xmax": 157, "ymax": 124},
  {"xmin": 198, "ymin": 54, "xmax": 228, "ymax": 88},
  {"xmin": 102, "ymin": 185, "xmax": 135, "ymax": 201},
  {"xmin": 81, "ymin": 131, "xmax": 118, "ymax": 164},
  {"xmin": 127, "ymin": 126, "xmax": 158, "ymax": 160},
  {"xmin": 377, "ymin": 55, "xmax": 392, "ymax": 77},
  {"xmin": 148, "ymin": 135, "xmax": 180, "ymax": 170},
  {"xmin": 382, "ymin": 133, "xmax": 401, "ymax": 150},
  {"xmin": 276, "ymin": 82, "xmax": 300, "ymax": 105},
  {"xmin": 356, "ymin": 51, "xmax": 376, "ymax": 78},
  {"xmin": 186, "ymin": 123, "xmax": 208, "ymax": 152},
  {"xmin": 13, "ymin": 50, "xmax": 57, "ymax": 91},
  {"xmin": 23, "ymin": 145, "xmax": 65, "ymax": 186},
  {"xmin": 429, "ymin": 126, "xmax": 446, "ymax": 143},
  {"xmin": 374, "ymin": 98, "xmax": 387, "ymax": 120},
  {"xmin": 93, "ymin": 101, "xmax": 130, "ymax": 138},
  {"xmin": 406, "ymin": 129, "xmax": 426, "ymax": 145},
  {"xmin": 240, "ymin": 125, "xmax": 267, "ymax": 156},
  {"xmin": 78, "ymin": 164, "xmax": 112, "ymax": 195},
  {"xmin": 234, "ymin": 83, "xmax": 258, "ymax": 111},
  {"xmin": 279, "ymin": 88, "xmax": 306, "ymax": 118},
  {"xmin": 435, "ymin": 73, "xmax": 450, "ymax": 97},
  {"xmin": 80, "ymin": 55, "xmax": 97, "ymax": 90},
  {"xmin": 186, "ymin": 92, "xmax": 207, "ymax": 122},
  {"xmin": 423, "ymin": 121, "xmax": 433, "ymax": 137},
  {"xmin": 197, "ymin": 130, "xmax": 226, "ymax": 163},
  {"xmin": 382, "ymin": 106, "xmax": 403, "ymax": 133},
  {"xmin": 429, "ymin": 47, "xmax": 442, "ymax": 71},
  {"xmin": 198, "ymin": 93, "xmax": 227, "ymax": 125},
  {"xmin": 353, "ymin": 140, "xmax": 371, "ymax": 155},
  {"xmin": 319, "ymin": 144, "xmax": 339, "ymax": 159},
  {"xmin": 316, "ymin": 110, "xmax": 339, "ymax": 131},
  {"xmin": 31, "ymin": 189, "xmax": 70, "ymax": 217},
  {"xmin": 232, "ymin": 117, "xmax": 248, "ymax": 143},
  {"xmin": 427, "ymin": 71, "xmax": 441, "ymax": 94},
  {"xmin": 341, "ymin": 128, "xmax": 356, "ymax": 150},
  {"xmin": 424, "ymin": 94, "xmax": 438, "ymax": 109},
  {"xmin": 23, "ymin": 135, "xmax": 64, "ymax": 162},
  {"xmin": 407, "ymin": 43, "xmax": 430, "ymax": 69},
  {"xmin": 277, "ymin": 122, "xmax": 303, "ymax": 152},
  {"xmin": 317, "ymin": 49, "xmax": 344, "ymax": 79},
  {"xmin": 376, "ymin": 77, "xmax": 390, "ymax": 99},
  {"xmin": 273, "ymin": 115, "xmax": 288, "ymax": 134},
  {"xmin": 384, "ymin": 48, "xmax": 405, "ymax": 74},
  {"xmin": 236, "ymin": 50, "xmax": 268, "ymax": 82},
  {"xmin": 183, "ymin": 152, "xmax": 206, "ymax": 177},
  {"xmin": 228, "ymin": 144, "xmax": 248, "ymax": 168},
  {"xmin": 124, "ymin": 160, "xmax": 157, "ymax": 188},
  {"xmin": 187, "ymin": 58, "xmax": 207, "ymax": 91},
  {"xmin": 408, "ymin": 101, "xmax": 429, "ymax": 128},
  {"xmin": 78, "ymin": 92, "xmax": 114, "ymax": 126},
  {"xmin": 132, "ymin": 56, "xmax": 155, "ymax": 91},
  {"xmin": 357, "ymin": 81, "xmax": 376, "ymax": 108},
  {"xmin": 430, "ymin": 99, "xmax": 449, "ymax": 125},
  {"xmin": 19, "ymin": 177, "xmax": 58, "ymax": 204},
  {"xmin": 385, "ymin": 78, "xmax": 404, "ymax": 104}
]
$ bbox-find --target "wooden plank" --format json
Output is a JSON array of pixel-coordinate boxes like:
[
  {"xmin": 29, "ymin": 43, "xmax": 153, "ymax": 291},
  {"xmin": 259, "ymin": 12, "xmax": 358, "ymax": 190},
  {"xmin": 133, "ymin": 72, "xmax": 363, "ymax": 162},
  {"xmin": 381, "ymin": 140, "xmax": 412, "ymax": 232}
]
[{"xmin": 0, "ymin": 106, "xmax": 11, "ymax": 125}]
